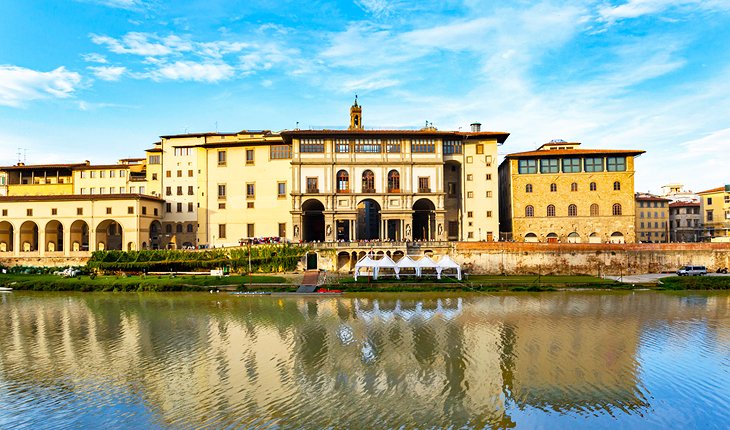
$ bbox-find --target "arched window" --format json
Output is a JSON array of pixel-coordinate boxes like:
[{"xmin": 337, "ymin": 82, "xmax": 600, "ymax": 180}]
[
  {"xmin": 362, "ymin": 170, "xmax": 375, "ymax": 193},
  {"xmin": 612, "ymin": 203, "xmax": 622, "ymax": 216},
  {"xmin": 613, "ymin": 181, "xmax": 621, "ymax": 190},
  {"xmin": 547, "ymin": 204, "xmax": 556, "ymax": 217},
  {"xmin": 571, "ymin": 182, "xmax": 578, "ymax": 191},
  {"xmin": 387, "ymin": 170, "xmax": 400, "ymax": 192},
  {"xmin": 186, "ymin": 223, "xmax": 193, "ymax": 233},
  {"xmin": 568, "ymin": 204, "xmax": 577, "ymax": 217},
  {"xmin": 176, "ymin": 224, "xmax": 183, "ymax": 233},
  {"xmin": 590, "ymin": 182, "xmax": 597, "ymax": 191},
  {"xmin": 550, "ymin": 183, "xmax": 557, "ymax": 192},
  {"xmin": 165, "ymin": 224, "xmax": 172, "ymax": 233},
  {"xmin": 525, "ymin": 205, "xmax": 534, "ymax": 217},
  {"xmin": 526, "ymin": 184, "xmax": 533, "ymax": 193},
  {"xmin": 590, "ymin": 204, "xmax": 599, "ymax": 216},
  {"xmin": 337, "ymin": 170, "xmax": 349, "ymax": 192}
]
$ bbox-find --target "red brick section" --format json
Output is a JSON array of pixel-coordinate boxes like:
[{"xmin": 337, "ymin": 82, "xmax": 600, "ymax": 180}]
[{"xmin": 456, "ymin": 242, "xmax": 730, "ymax": 253}]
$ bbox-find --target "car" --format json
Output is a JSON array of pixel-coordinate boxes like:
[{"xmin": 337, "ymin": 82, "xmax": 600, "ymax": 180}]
[{"xmin": 676, "ymin": 265, "xmax": 707, "ymax": 276}]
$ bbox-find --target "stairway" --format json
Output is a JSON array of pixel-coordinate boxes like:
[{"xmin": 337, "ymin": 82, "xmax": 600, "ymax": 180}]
[{"xmin": 297, "ymin": 270, "xmax": 320, "ymax": 293}]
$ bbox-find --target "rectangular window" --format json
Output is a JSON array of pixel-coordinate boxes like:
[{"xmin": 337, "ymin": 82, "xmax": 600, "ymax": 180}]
[
  {"xmin": 467, "ymin": 232, "xmax": 474, "ymax": 239},
  {"xmin": 707, "ymin": 210, "xmax": 714, "ymax": 221},
  {"xmin": 176, "ymin": 203, "xmax": 183, "ymax": 213},
  {"xmin": 119, "ymin": 170, "xmax": 126, "ymax": 177},
  {"xmin": 354, "ymin": 138, "xmax": 381, "ymax": 153},
  {"xmin": 467, "ymin": 211, "xmax": 473, "ymax": 218},
  {"xmin": 270, "ymin": 144, "xmax": 292, "ymax": 159},
  {"xmin": 80, "ymin": 188, "xmax": 86, "ymax": 195},
  {"xmin": 166, "ymin": 170, "xmax": 171, "ymax": 177},
  {"xmin": 486, "ymin": 211, "xmax": 492, "ymax": 218},
  {"xmin": 90, "ymin": 171, "xmax": 96, "ymax": 178},
  {"xmin": 130, "ymin": 186, "xmax": 136, "ymax": 193},
  {"xmin": 278, "ymin": 223, "xmax": 286, "ymax": 237},
  {"xmin": 110, "ymin": 187, "xmax": 116, "ymax": 194},
  {"xmin": 411, "ymin": 139, "xmax": 435, "ymax": 153},
  {"xmin": 77, "ymin": 208, "xmax": 83, "ymax": 215},
  {"xmin": 300, "ymin": 139, "xmax": 324, "ymax": 153},
  {"xmin": 485, "ymin": 155, "xmax": 493, "ymax": 166},
  {"xmin": 149, "ymin": 155, "xmax": 160, "ymax": 164},
  {"xmin": 466, "ymin": 174, "xmax": 473, "ymax": 181},
  {"xmin": 166, "ymin": 186, "xmax": 171, "ymax": 196},
  {"xmin": 217, "ymin": 150, "xmax": 227, "ymax": 166},
  {"xmin": 448, "ymin": 221, "xmax": 459, "ymax": 237},
  {"xmin": 540, "ymin": 158, "xmax": 559, "ymax": 173},
  {"xmin": 219, "ymin": 224, "xmax": 226, "ymax": 239},
  {"xmin": 486, "ymin": 191, "xmax": 493, "ymax": 198},
  {"xmin": 485, "ymin": 174, "xmax": 492, "ymax": 180},
  {"xmin": 177, "ymin": 186, "xmax": 183, "ymax": 195},
  {"xmin": 1, "ymin": 209, "xmax": 7, "ymax": 216},
  {"xmin": 106, "ymin": 207, "xmax": 112, "ymax": 215},
  {"xmin": 142, "ymin": 206, "xmax": 147, "ymax": 215},
  {"xmin": 188, "ymin": 202, "xmax": 193, "ymax": 212},
  {"xmin": 386, "ymin": 139, "xmax": 401, "ymax": 153},
  {"xmin": 100, "ymin": 171, "xmax": 106, "ymax": 178},
  {"xmin": 443, "ymin": 140, "xmax": 462, "ymax": 155},
  {"xmin": 707, "ymin": 197, "xmax": 713, "ymax": 205},
  {"xmin": 247, "ymin": 202, "xmax": 254, "ymax": 209},
  {"xmin": 607, "ymin": 156, "xmax": 626, "ymax": 171},
  {"xmin": 154, "ymin": 208, "xmax": 158, "ymax": 216},
  {"xmin": 277, "ymin": 182, "xmax": 287, "ymax": 198},
  {"xmin": 127, "ymin": 206, "xmax": 134, "ymax": 214},
  {"xmin": 177, "ymin": 170, "xmax": 182, "ymax": 177},
  {"xmin": 188, "ymin": 186, "xmax": 194, "ymax": 195},
  {"xmin": 584, "ymin": 157, "xmax": 604, "ymax": 172},
  {"xmin": 476, "ymin": 144, "xmax": 484, "ymax": 155},
  {"xmin": 247, "ymin": 223, "xmax": 255, "ymax": 238},
  {"xmin": 246, "ymin": 183, "xmax": 255, "ymax": 199},
  {"xmin": 447, "ymin": 182, "xmax": 457, "ymax": 197},
  {"xmin": 218, "ymin": 184, "xmax": 226, "ymax": 199},
  {"xmin": 218, "ymin": 203, "xmax": 226, "ymax": 209},
  {"xmin": 166, "ymin": 203, "xmax": 171, "ymax": 212},
  {"xmin": 246, "ymin": 149, "xmax": 254, "ymax": 165},
  {"xmin": 80, "ymin": 171, "xmax": 86, "ymax": 178},
  {"xmin": 418, "ymin": 177, "xmax": 430, "ymax": 192},
  {"xmin": 518, "ymin": 159, "xmax": 537, "ymax": 174},
  {"xmin": 334, "ymin": 139, "xmax": 350, "ymax": 153},
  {"xmin": 467, "ymin": 191, "xmax": 474, "ymax": 198},
  {"xmin": 90, "ymin": 187, "xmax": 96, "ymax": 195},
  {"xmin": 51, "ymin": 208, "xmax": 58, "ymax": 215},
  {"xmin": 109, "ymin": 170, "xmax": 115, "ymax": 178},
  {"xmin": 562, "ymin": 158, "xmax": 581, "ymax": 173},
  {"xmin": 640, "ymin": 222, "xmax": 644, "ymax": 228},
  {"xmin": 306, "ymin": 177, "xmax": 318, "ymax": 193},
  {"xmin": 188, "ymin": 170, "xmax": 193, "ymax": 177}
]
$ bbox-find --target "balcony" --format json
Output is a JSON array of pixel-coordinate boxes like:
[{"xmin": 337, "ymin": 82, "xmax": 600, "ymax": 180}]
[
  {"xmin": 418, "ymin": 187, "xmax": 432, "ymax": 193},
  {"xmin": 362, "ymin": 188, "xmax": 376, "ymax": 193},
  {"xmin": 388, "ymin": 188, "xmax": 401, "ymax": 193},
  {"xmin": 306, "ymin": 187, "xmax": 319, "ymax": 193},
  {"xmin": 337, "ymin": 189, "xmax": 351, "ymax": 193}
]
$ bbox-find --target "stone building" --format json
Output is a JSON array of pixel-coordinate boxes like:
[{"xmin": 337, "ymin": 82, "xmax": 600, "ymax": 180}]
[
  {"xmin": 668, "ymin": 201, "xmax": 701, "ymax": 242},
  {"xmin": 635, "ymin": 193, "xmax": 669, "ymax": 243},
  {"xmin": 499, "ymin": 141, "xmax": 644, "ymax": 243},
  {"xmin": 698, "ymin": 185, "xmax": 730, "ymax": 242}
]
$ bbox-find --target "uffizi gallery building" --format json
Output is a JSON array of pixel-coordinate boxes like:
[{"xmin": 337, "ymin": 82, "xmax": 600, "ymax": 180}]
[{"xmin": 0, "ymin": 99, "xmax": 647, "ymax": 256}]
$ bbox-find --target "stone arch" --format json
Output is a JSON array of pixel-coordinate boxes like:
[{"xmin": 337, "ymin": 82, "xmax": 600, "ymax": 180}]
[
  {"xmin": 0, "ymin": 221, "xmax": 14, "ymax": 252},
  {"xmin": 70, "ymin": 220, "xmax": 89, "ymax": 252},
  {"xmin": 337, "ymin": 251, "xmax": 351, "ymax": 271},
  {"xmin": 149, "ymin": 220, "xmax": 162, "ymax": 249},
  {"xmin": 392, "ymin": 250, "xmax": 405, "ymax": 262},
  {"xmin": 567, "ymin": 232, "xmax": 581, "ymax": 243},
  {"xmin": 590, "ymin": 204, "xmax": 599, "ymax": 217},
  {"xmin": 362, "ymin": 169, "xmax": 375, "ymax": 193},
  {"xmin": 387, "ymin": 169, "xmax": 400, "ymax": 192},
  {"xmin": 302, "ymin": 199, "xmax": 325, "ymax": 242},
  {"xmin": 19, "ymin": 221, "xmax": 39, "ymax": 252},
  {"xmin": 610, "ymin": 232, "xmax": 625, "ymax": 244},
  {"xmin": 524, "ymin": 233, "xmax": 538, "ymax": 243},
  {"xmin": 546, "ymin": 232, "xmax": 558, "ymax": 243},
  {"xmin": 44, "ymin": 220, "xmax": 64, "ymax": 252},
  {"xmin": 337, "ymin": 170, "xmax": 349, "ymax": 192},
  {"xmin": 357, "ymin": 198, "xmax": 381, "ymax": 240},
  {"xmin": 412, "ymin": 198, "xmax": 436, "ymax": 241},
  {"xmin": 96, "ymin": 219, "xmax": 123, "ymax": 251},
  {"xmin": 588, "ymin": 232, "xmax": 601, "ymax": 244}
]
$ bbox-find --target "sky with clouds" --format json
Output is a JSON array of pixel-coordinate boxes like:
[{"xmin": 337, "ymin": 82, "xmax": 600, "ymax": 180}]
[{"xmin": 1, "ymin": 0, "xmax": 729, "ymax": 193}]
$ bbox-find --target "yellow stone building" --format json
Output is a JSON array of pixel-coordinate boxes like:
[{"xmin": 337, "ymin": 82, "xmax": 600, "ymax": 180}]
[
  {"xmin": 634, "ymin": 193, "xmax": 669, "ymax": 243},
  {"xmin": 698, "ymin": 185, "xmax": 730, "ymax": 242},
  {"xmin": 499, "ymin": 141, "xmax": 644, "ymax": 243}
]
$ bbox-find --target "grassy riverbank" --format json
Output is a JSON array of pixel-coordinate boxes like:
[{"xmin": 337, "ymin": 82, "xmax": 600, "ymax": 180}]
[
  {"xmin": 0, "ymin": 274, "xmax": 288, "ymax": 292},
  {"xmin": 658, "ymin": 276, "xmax": 730, "ymax": 290}
]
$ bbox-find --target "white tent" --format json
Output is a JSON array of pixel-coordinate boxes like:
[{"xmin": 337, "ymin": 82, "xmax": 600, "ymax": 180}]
[
  {"xmin": 373, "ymin": 255, "xmax": 399, "ymax": 280},
  {"xmin": 415, "ymin": 255, "xmax": 438, "ymax": 277},
  {"xmin": 395, "ymin": 255, "xmax": 419, "ymax": 277},
  {"xmin": 353, "ymin": 255, "xmax": 377, "ymax": 280},
  {"xmin": 436, "ymin": 255, "xmax": 462, "ymax": 280}
]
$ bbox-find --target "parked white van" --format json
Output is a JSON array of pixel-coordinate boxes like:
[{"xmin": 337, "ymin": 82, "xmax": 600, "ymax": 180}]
[{"xmin": 676, "ymin": 266, "xmax": 707, "ymax": 276}]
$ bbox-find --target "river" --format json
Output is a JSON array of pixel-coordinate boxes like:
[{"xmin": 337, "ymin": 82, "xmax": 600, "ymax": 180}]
[{"xmin": 0, "ymin": 291, "xmax": 728, "ymax": 429}]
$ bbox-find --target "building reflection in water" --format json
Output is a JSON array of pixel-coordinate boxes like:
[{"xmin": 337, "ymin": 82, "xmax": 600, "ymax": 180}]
[{"xmin": 1, "ymin": 293, "xmax": 727, "ymax": 428}]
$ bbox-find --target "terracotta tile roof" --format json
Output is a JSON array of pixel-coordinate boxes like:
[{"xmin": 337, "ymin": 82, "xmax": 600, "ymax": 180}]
[
  {"xmin": 145, "ymin": 147, "xmax": 163, "ymax": 153},
  {"xmin": 669, "ymin": 201, "xmax": 700, "ymax": 207},
  {"xmin": 74, "ymin": 164, "xmax": 133, "ymax": 170},
  {"xmin": 0, "ymin": 163, "xmax": 87, "ymax": 170},
  {"xmin": 636, "ymin": 195, "xmax": 670, "ymax": 202},
  {"xmin": 505, "ymin": 148, "xmax": 644, "ymax": 158},
  {"xmin": 697, "ymin": 186, "xmax": 728, "ymax": 194}
]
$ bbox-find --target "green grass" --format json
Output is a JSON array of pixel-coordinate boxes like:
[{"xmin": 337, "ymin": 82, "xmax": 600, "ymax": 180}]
[
  {"xmin": 658, "ymin": 276, "xmax": 730, "ymax": 290},
  {"xmin": 0, "ymin": 274, "xmax": 288, "ymax": 292}
]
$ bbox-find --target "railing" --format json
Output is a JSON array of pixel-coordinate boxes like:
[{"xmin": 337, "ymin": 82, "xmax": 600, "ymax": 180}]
[
  {"xmin": 388, "ymin": 188, "xmax": 400, "ymax": 193},
  {"xmin": 418, "ymin": 187, "xmax": 431, "ymax": 193},
  {"xmin": 337, "ymin": 189, "xmax": 351, "ymax": 193},
  {"xmin": 311, "ymin": 240, "xmax": 452, "ymax": 249},
  {"xmin": 306, "ymin": 187, "xmax": 319, "ymax": 193},
  {"xmin": 362, "ymin": 188, "xmax": 376, "ymax": 193}
]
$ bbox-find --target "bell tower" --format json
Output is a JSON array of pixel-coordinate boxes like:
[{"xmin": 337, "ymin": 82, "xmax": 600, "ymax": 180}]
[{"xmin": 349, "ymin": 95, "xmax": 363, "ymax": 130}]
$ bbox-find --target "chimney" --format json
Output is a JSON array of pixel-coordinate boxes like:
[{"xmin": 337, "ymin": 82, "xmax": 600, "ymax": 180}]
[
  {"xmin": 85, "ymin": 160, "xmax": 90, "ymax": 165},
  {"xmin": 470, "ymin": 122, "xmax": 481, "ymax": 132}
]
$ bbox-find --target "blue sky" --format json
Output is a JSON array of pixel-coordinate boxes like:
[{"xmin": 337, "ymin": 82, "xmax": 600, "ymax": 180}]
[{"xmin": 1, "ymin": 0, "xmax": 729, "ymax": 193}]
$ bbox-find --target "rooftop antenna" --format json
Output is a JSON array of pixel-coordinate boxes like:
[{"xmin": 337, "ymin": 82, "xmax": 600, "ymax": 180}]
[
  {"xmin": 215, "ymin": 121, "xmax": 218, "ymax": 133},
  {"xmin": 16, "ymin": 148, "xmax": 27, "ymax": 164},
  {"xmin": 296, "ymin": 121, "xmax": 299, "ymax": 129}
]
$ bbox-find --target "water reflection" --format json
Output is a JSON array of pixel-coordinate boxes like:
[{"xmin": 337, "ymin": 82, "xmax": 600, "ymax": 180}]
[{"xmin": 0, "ymin": 292, "xmax": 728, "ymax": 429}]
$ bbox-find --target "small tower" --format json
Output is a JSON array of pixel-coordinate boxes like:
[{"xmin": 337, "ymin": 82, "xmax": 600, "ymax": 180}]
[{"xmin": 349, "ymin": 95, "xmax": 363, "ymax": 130}]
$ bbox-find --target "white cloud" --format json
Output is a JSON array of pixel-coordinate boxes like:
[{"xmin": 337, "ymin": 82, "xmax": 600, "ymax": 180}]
[
  {"xmin": 90, "ymin": 32, "xmax": 192, "ymax": 56},
  {"xmin": 598, "ymin": 0, "xmax": 730, "ymax": 23},
  {"xmin": 79, "ymin": 0, "xmax": 148, "ymax": 11},
  {"xmin": 89, "ymin": 65, "xmax": 127, "ymax": 81},
  {"xmin": 82, "ymin": 53, "xmax": 108, "ymax": 63},
  {"xmin": 355, "ymin": 0, "xmax": 392, "ymax": 16},
  {"xmin": 144, "ymin": 61, "xmax": 235, "ymax": 82},
  {"xmin": 0, "ymin": 66, "xmax": 81, "ymax": 107}
]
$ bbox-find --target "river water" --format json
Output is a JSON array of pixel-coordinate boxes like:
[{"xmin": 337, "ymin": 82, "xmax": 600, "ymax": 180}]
[{"xmin": 0, "ymin": 291, "xmax": 728, "ymax": 429}]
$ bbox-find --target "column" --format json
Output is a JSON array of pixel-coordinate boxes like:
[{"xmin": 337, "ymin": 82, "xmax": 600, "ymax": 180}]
[
  {"xmin": 13, "ymin": 227, "xmax": 20, "ymax": 257},
  {"xmin": 63, "ymin": 224, "xmax": 71, "ymax": 257},
  {"xmin": 39, "ymin": 228, "xmax": 46, "ymax": 257}
]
